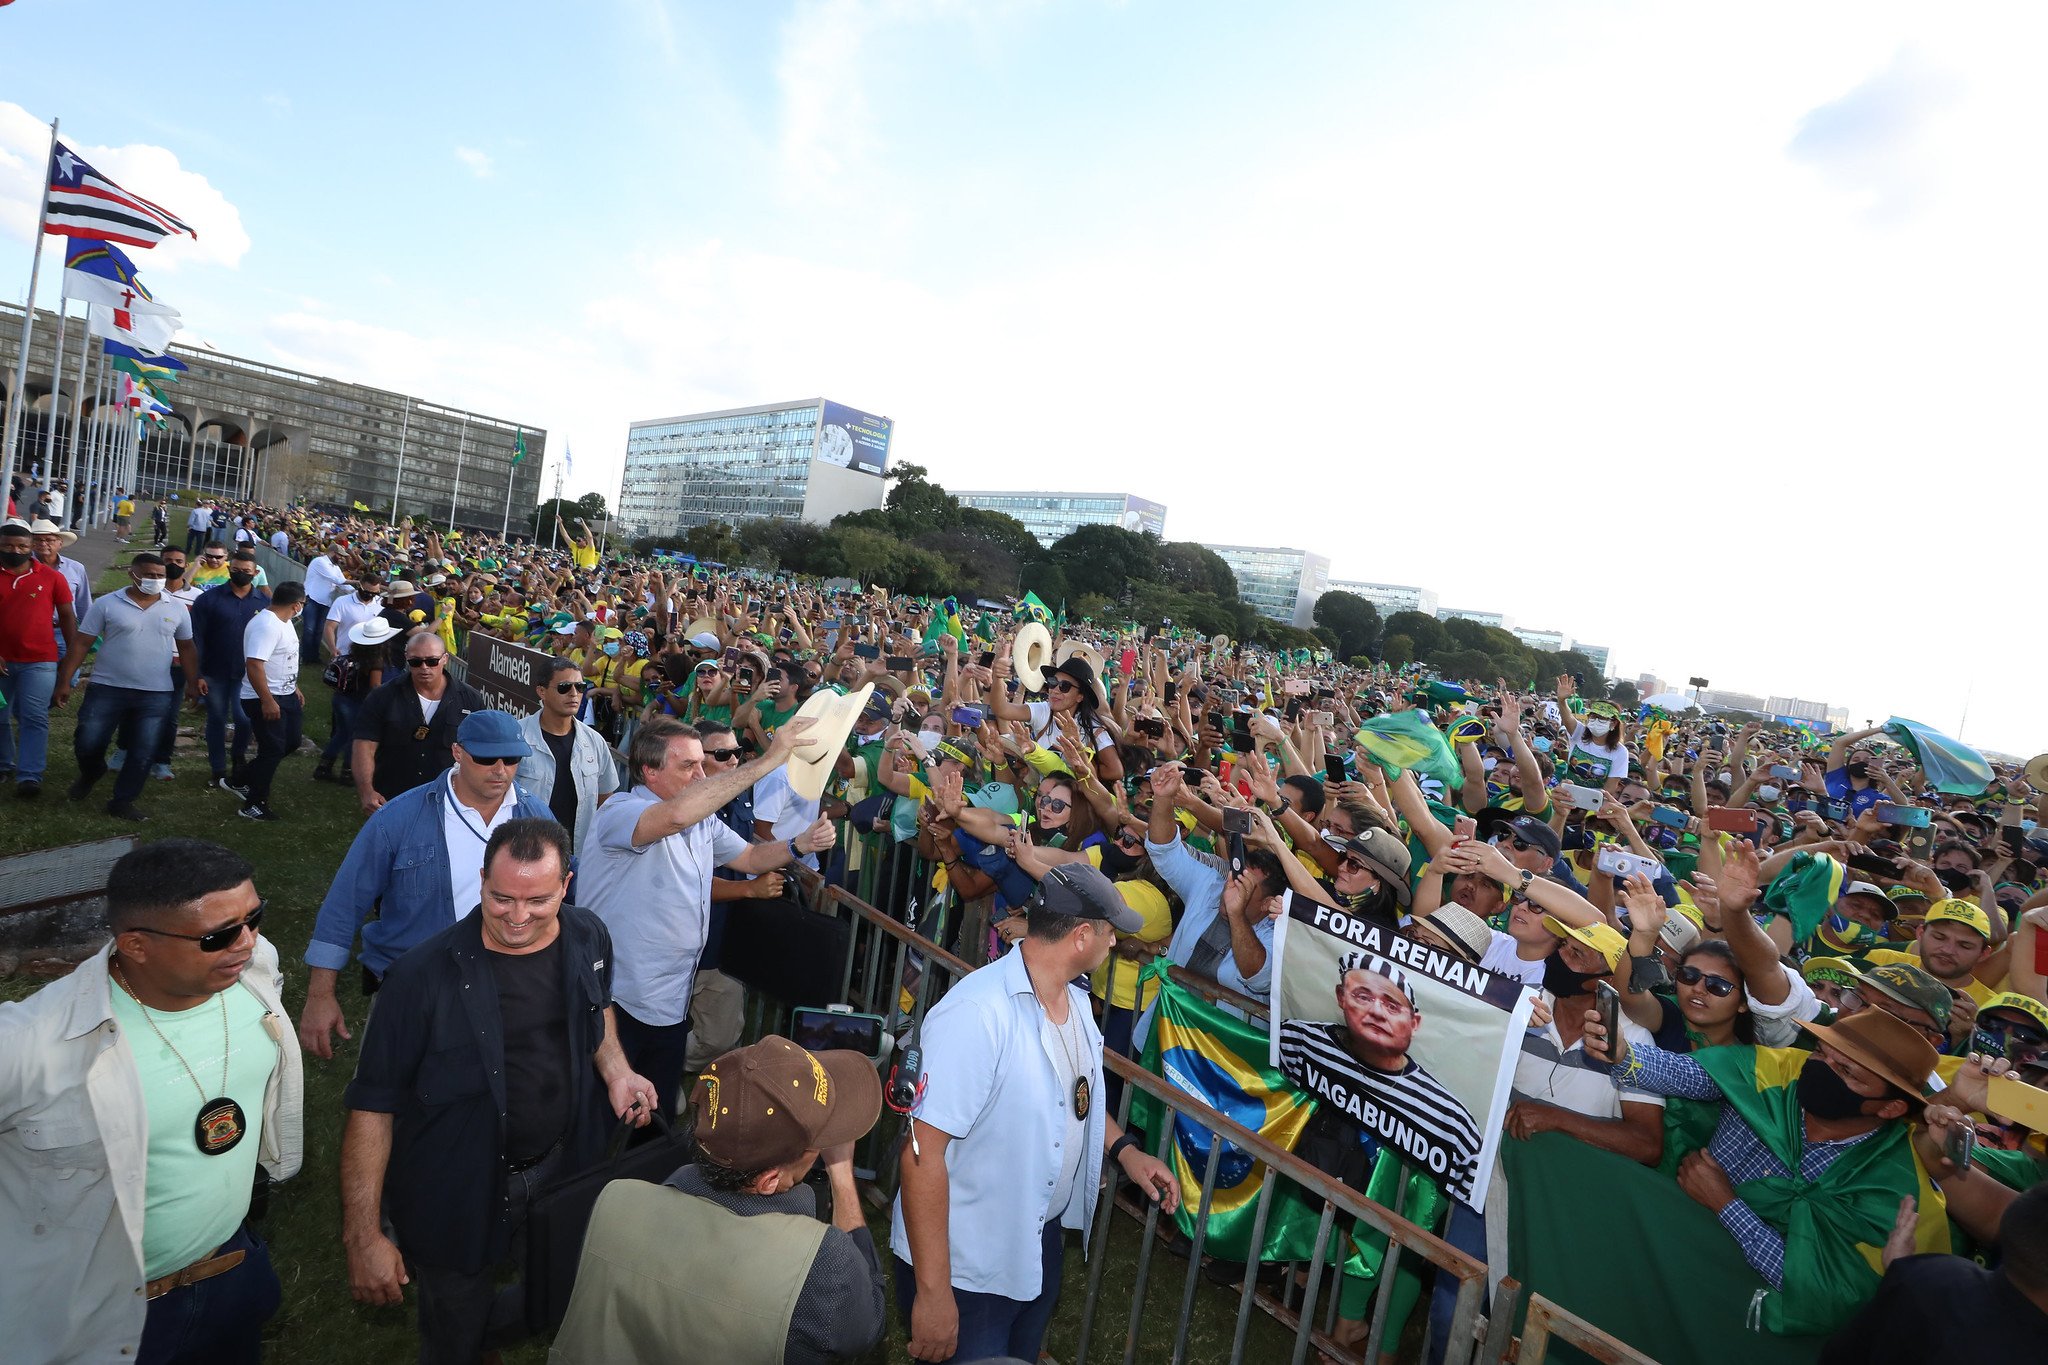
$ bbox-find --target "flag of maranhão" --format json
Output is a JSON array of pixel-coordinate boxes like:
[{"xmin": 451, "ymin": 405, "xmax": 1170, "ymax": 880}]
[{"xmin": 45, "ymin": 142, "xmax": 196, "ymax": 248}]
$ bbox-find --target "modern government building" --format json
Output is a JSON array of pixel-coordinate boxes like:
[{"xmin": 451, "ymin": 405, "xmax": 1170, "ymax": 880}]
[
  {"xmin": 618, "ymin": 398, "xmax": 894, "ymax": 536},
  {"xmin": 1, "ymin": 302, "xmax": 544, "ymax": 530},
  {"xmin": 1201, "ymin": 543, "xmax": 1331, "ymax": 628},
  {"xmin": 951, "ymin": 490, "xmax": 1167, "ymax": 547}
]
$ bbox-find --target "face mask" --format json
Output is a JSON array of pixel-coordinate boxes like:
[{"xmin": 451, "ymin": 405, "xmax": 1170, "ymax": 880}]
[
  {"xmin": 133, "ymin": 577, "xmax": 164, "ymax": 596},
  {"xmin": 0, "ymin": 549, "xmax": 29, "ymax": 568},
  {"xmin": 1796, "ymin": 1055, "xmax": 1880, "ymax": 1120},
  {"xmin": 1846, "ymin": 762, "xmax": 1870, "ymax": 780},
  {"xmin": 1587, "ymin": 722, "xmax": 1612, "ymax": 739},
  {"xmin": 603, "ymin": 641, "xmax": 621, "ymax": 657},
  {"xmin": 1758, "ymin": 785, "xmax": 1781, "ymax": 803},
  {"xmin": 164, "ymin": 564, "xmax": 186, "ymax": 581},
  {"xmin": 1097, "ymin": 844, "xmax": 1142, "ymax": 877},
  {"xmin": 229, "ymin": 571, "xmax": 256, "ymax": 586},
  {"xmin": 1542, "ymin": 951, "xmax": 1604, "ymax": 999}
]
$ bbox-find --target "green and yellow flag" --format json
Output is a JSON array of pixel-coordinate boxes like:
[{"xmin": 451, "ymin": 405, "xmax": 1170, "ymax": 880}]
[
  {"xmin": 1758, "ymin": 850, "xmax": 1847, "ymax": 945},
  {"xmin": 1355, "ymin": 709, "xmax": 1462, "ymax": 792},
  {"xmin": 1013, "ymin": 591, "xmax": 1053, "ymax": 625}
]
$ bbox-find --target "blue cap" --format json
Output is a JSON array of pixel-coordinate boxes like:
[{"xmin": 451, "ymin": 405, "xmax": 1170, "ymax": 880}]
[{"xmin": 456, "ymin": 709, "xmax": 530, "ymax": 760}]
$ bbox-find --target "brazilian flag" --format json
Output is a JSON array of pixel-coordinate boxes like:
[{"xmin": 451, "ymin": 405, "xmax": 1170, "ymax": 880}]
[
  {"xmin": 1132, "ymin": 967, "xmax": 1323, "ymax": 1262},
  {"xmin": 1354, "ymin": 709, "xmax": 1462, "ymax": 792},
  {"xmin": 1758, "ymin": 850, "xmax": 1846, "ymax": 945},
  {"xmin": 1883, "ymin": 716, "xmax": 1994, "ymax": 796},
  {"xmin": 1013, "ymin": 591, "xmax": 1053, "ymax": 625}
]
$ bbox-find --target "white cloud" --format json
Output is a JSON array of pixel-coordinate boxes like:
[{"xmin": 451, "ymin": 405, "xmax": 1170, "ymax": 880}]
[
  {"xmin": 0, "ymin": 101, "xmax": 252, "ymax": 269},
  {"xmin": 454, "ymin": 145, "xmax": 494, "ymax": 179}
]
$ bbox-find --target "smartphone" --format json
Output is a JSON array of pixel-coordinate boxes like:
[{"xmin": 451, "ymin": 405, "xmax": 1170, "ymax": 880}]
[
  {"xmin": 1557, "ymin": 782, "xmax": 1606, "ymax": 812},
  {"xmin": 1595, "ymin": 846, "xmax": 1663, "ymax": 881},
  {"xmin": 1874, "ymin": 803, "xmax": 1932, "ymax": 828},
  {"xmin": 977, "ymin": 651, "xmax": 996, "ymax": 670},
  {"xmin": 1942, "ymin": 1120, "xmax": 1976, "ymax": 1173},
  {"xmin": 1649, "ymin": 805, "xmax": 1689, "ymax": 829},
  {"xmin": 1593, "ymin": 981, "xmax": 1623, "ymax": 1058},
  {"xmin": 1769, "ymin": 764, "xmax": 1799, "ymax": 781},
  {"xmin": 853, "ymin": 642, "xmax": 880, "ymax": 660},
  {"xmin": 1230, "ymin": 716, "xmax": 1254, "ymax": 749},
  {"xmin": 1164, "ymin": 680, "xmax": 1179, "ymax": 702},
  {"xmin": 789, "ymin": 1005, "xmax": 886, "ymax": 1060},
  {"xmin": 1848, "ymin": 851, "xmax": 1904, "ymax": 880},
  {"xmin": 1325, "ymin": 755, "xmax": 1349, "ymax": 784},
  {"xmin": 1816, "ymin": 797, "xmax": 1850, "ymax": 822},
  {"xmin": 1316, "ymin": 710, "xmax": 1335, "ymax": 727},
  {"xmin": 886, "ymin": 655, "xmax": 914, "ymax": 672},
  {"xmin": 1219, "ymin": 806, "xmax": 1251, "ymax": 876},
  {"xmin": 1706, "ymin": 806, "xmax": 1761, "ymax": 834},
  {"xmin": 951, "ymin": 705, "xmax": 983, "ymax": 727}
]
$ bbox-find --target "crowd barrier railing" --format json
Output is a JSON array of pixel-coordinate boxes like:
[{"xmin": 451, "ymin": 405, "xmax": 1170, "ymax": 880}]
[{"xmin": 738, "ymin": 826, "xmax": 1658, "ymax": 1365}]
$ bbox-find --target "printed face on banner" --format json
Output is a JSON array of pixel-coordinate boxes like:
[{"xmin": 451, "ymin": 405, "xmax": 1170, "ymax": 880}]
[{"xmin": 1271, "ymin": 896, "xmax": 1532, "ymax": 1212}]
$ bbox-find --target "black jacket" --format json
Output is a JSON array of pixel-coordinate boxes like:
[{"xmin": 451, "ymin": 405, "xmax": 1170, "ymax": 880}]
[
  {"xmin": 355, "ymin": 671, "xmax": 489, "ymax": 799},
  {"xmin": 343, "ymin": 904, "xmax": 615, "ymax": 1273}
]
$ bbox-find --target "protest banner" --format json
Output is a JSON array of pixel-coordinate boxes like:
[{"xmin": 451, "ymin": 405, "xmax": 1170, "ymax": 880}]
[{"xmin": 1270, "ymin": 894, "xmax": 1531, "ymax": 1212}]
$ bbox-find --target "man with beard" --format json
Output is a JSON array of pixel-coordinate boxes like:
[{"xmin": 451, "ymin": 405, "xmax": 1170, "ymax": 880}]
[
  {"xmin": 1277, "ymin": 952, "xmax": 1485, "ymax": 1204},
  {"xmin": 1584, "ymin": 1003, "xmax": 1945, "ymax": 1336}
]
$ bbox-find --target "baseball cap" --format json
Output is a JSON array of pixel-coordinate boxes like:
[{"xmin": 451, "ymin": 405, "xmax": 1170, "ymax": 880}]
[
  {"xmin": 1923, "ymin": 898, "xmax": 1993, "ymax": 941},
  {"xmin": 690, "ymin": 1035, "xmax": 883, "ymax": 1171},
  {"xmin": 1980, "ymin": 991, "xmax": 2048, "ymax": 1035},
  {"xmin": 455, "ymin": 710, "xmax": 531, "ymax": 761},
  {"xmin": 933, "ymin": 734, "xmax": 981, "ymax": 769},
  {"xmin": 1488, "ymin": 811, "xmax": 1562, "ymax": 861},
  {"xmin": 1850, "ymin": 962, "xmax": 1952, "ymax": 1030},
  {"xmin": 690, "ymin": 631, "xmax": 722, "ymax": 649},
  {"xmin": 1840, "ymin": 881, "xmax": 1890, "ymax": 905},
  {"xmin": 1541, "ymin": 915, "xmax": 1628, "ymax": 970},
  {"xmin": 1801, "ymin": 956, "xmax": 1860, "ymax": 989},
  {"xmin": 1338, "ymin": 829, "xmax": 1414, "ymax": 907},
  {"xmin": 1032, "ymin": 863, "xmax": 1144, "ymax": 931},
  {"xmin": 1657, "ymin": 912, "xmax": 1701, "ymax": 956}
]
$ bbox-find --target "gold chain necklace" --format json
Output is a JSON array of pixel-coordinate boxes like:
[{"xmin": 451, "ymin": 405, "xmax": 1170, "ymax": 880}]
[{"xmin": 113, "ymin": 960, "xmax": 247, "ymax": 1156}]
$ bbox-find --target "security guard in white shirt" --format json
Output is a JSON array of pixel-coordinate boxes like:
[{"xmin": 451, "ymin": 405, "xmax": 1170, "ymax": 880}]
[
  {"xmin": 0, "ymin": 838, "xmax": 303, "ymax": 1365},
  {"xmin": 892, "ymin": 863, "xmax": 1180, "ymax": 1364}
]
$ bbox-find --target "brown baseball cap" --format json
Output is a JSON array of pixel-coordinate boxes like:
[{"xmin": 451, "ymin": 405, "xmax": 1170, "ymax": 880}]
[{"xmin": 690, "ymin": 1034, "xmax": 883, "ymax": 1171}]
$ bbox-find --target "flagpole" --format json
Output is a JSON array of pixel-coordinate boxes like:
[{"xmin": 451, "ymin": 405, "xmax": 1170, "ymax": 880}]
[
  {"xmin": 1, "ymin": 116, "xmax": 58, "ymax": 506},
  {"xmin": 38, "ymin": 291, "xmax": 70, "ymax": 479},
  {"xmin": 446, "ymin": 410, "xmax": 468, "ymax": 528},
  {"xmin": 388, "ymin": 396, "xmax": 410, "ymax": 527},
  {"xmin": 549, "ymin": 461, "xmax": 563, "ymax": 549},
  {"xmin": 500, "ymin": 435, "xmax": 516, "ymax": 542},
  {"xmin": 64, "ymin": 321, "xmax": 91, "ymax": 520}
]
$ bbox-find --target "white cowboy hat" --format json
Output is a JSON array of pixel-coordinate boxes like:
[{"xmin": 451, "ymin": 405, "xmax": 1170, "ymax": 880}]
[
  {"xmin": 785, "ymin": 682, "xmax": 875, "ymax": 801},
  {"xmin": 25, "ymin": 518, "xmax": 77, "ymax": 546},
  {"xmin": 349, "ymin": 619, "xmax": 404, "ymax": 647},
  {"xmin": 2025, "ymin": 753, "xmax": 2048, "ymax": 794},
  {"xmin": 1053, "ymin": 639, "xmax": 1110, "ymax": 709},
  {"xmin": 1012, "ymin": 621, "xmax": 1054, "ymax": 691}
]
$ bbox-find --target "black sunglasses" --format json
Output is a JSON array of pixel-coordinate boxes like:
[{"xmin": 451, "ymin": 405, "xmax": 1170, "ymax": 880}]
[
  {"xmin": 1037, "ymin": 795, "xmax": 1070, "ymax": 813},
  {"xmin": 1050, "ymin": 679, "xmax": 1079, "ymax": 694},
  {"xmin": 704, "ymin": 746, "xmax": 742, "ymax": 761},
  {"xmin": 551, "ymin": 680, "xmax": 593, "ymax": 694},
  {"xmin": 132, "ymin": 902, "xmax": 266, "ymax": 953},
  {"xmin": 407, "ymin": 656, "xmax": 446, "ymax": 669},
  {"xmin": 467, "ymin": 754, "xmax": 520, "ymax": 767},
  {"xmin": 1675, "ymin": 963, "xmax": 1738, "ymax": 997}
]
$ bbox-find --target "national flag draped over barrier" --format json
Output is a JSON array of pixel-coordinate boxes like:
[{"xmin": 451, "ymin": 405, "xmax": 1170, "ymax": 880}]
[
  {"xmin": 1882, "ymin": 716, "xmax": 1994, "ymax": 796},
  {"xmin": 45, "ymin": 142, "xmax": 197, "ymax": 248},
  {"xmin": 1354, "ymin": 709, "xmax": 1463, "ymax": 792},
  {"xmin": 1131, "ymin": 968, "xmax": 1325, "ymax": 1262}
]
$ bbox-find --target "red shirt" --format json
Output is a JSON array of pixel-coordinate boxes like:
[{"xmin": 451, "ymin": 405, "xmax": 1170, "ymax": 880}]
[{"xmin": 0, "ymin": 561, "xmax": 72, "ymax": 662}]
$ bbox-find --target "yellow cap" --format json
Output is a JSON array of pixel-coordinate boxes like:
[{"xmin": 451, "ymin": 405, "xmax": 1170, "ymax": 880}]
[
  {"xmin": 1981, "ymin": 992, "xmax": 2048, "ymax": 1033},
  {"xmin": 1541, "ymin": 915, "xmax": 1628, "ymax": 971},
  {"xmin": 1924, "ymin": 898, "xmax": 1993, "ymax": 941}
]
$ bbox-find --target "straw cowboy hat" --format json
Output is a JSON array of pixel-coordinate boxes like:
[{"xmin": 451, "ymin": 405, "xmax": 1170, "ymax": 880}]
[
  {"xmin": 1011, "ymin": 622, "xmax": 1054, "ymax": 691},
  {"xmin": 349, "ymin": 619, "xmax": 404, "ymax": 648},
  {"xmin": 26, "ymin": 518, "xmax": 77, "ymax": 546},
  {"xmin": 786, "ymin": 682, "xmax": 875, "ymax": 800}
]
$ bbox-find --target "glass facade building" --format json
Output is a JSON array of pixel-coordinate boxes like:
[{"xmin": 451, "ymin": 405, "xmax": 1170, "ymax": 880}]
[
  {"xmin": 1328, "ymin": 580, "xmax": 1439, "ymax": 617},
  {"xmin": 951, "ymin": 490, "xmax": 1167, "ymax": 547},
  {"xmin": 1202, "ymin": 543, "xmax": 1331, "ymax": 628},
  {"xmin": 619, "ymin": 398, "xmax": 889, "ymax": 537}
]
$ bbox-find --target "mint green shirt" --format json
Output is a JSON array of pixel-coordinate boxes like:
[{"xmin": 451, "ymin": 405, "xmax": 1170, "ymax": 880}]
[{"xmin": 111, "ymin": 982, "xmax": 275, "ymax": 1278}]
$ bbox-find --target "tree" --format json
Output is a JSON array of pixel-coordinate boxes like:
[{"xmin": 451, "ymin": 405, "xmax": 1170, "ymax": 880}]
[
  {"xmin": 1049, "ymin": 524, "xmax": 1159, "ymax": 600},
  {"xmin": 1608, "ymin": 678, "xmax": 1640, "ymax": 708},
  {"xmin": 881, "ymin": 462, "xmax": 956, "ymax": 524},
  {"xmin": 1384, "ymin": 610, "xmax": 1446, "ymax": 657},
  {"xmin": 1155, "ymin": 541, "xmax": 1238, "ymax": 598},
  {"xmin": 679, "ymin": 520, "xmax": 742, "ymax": 565},
  {"xmin": 1382, "ymin": 633, "xmax": 1416, "ymax": 668},
  {"xmin": 532, "ymin": 492, "xmax": 607, "ymax": 540},
  {"xmin": 1312, "ymin": 591, "xmax": 1382, "ymax": 661}
]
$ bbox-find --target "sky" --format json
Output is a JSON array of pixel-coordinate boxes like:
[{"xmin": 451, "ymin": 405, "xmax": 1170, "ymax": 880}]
[{"xmin": 3, "ymin": 2, "xmax": 2045, "ymax": 755}]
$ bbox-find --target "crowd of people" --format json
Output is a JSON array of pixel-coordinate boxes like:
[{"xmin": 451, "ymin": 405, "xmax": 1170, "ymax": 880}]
[{"xmin": 2, "ymin": 483, "xmax": 2046, "ymax": 1364}]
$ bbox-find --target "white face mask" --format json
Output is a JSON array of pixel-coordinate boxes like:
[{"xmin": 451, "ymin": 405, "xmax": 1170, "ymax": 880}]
[
  {"xmin": 134, "ymin": 577, "xmax": 164, "ymax": 596},
  {"xmin": 1758, "ymin": 785, "xmax": 1781, "ymax": 802}
]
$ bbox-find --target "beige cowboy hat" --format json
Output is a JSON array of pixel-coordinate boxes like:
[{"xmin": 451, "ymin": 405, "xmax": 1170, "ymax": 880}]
[
  {"xmin": 349, "ymin": 619, "xmax": 404, "ymax": 648},
  {"xmin": 1011, "ymin": 621, "xmax": 1054, "ymax": 691},
  {"xmin": 2024, "ymin": 753, "xmax": 2048, "ymax": 793},
  {"xmin": 1054, "ymin": 639, "xmax": 1111, "ymax": 710},
  {"xmin": 785, "ymin": 682, "xmax": 875, "ymax": 800},
  {"xmin": 682, "ymin": 615, "xmax": 720, "ymax": 643},
  {"xmin": 26, "ymin": 518, "xmax": 77, "ymax": 546}
]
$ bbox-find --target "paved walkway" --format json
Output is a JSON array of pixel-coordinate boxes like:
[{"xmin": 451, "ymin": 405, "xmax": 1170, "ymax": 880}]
[{"xmin": 67, "ymin": 520, "xmax": 136, "ymax": 583}]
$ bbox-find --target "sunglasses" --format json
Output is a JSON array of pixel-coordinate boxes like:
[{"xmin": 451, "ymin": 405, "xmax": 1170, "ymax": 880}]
[
  {"xmin": 1037, "ymin": 795, "xmax": 1071, "ymax": 813},
  {"xmin": 132, "ymin": 902, "xmax": 266, "ymax": 953},
  {"xmin": 1492, "ymin": 835, "xmax": 1538, "ymax": 853},
  {"xmin": 704, "ymin": 747, "xmax": 742, "ymax": 762},
  {"xmin": 1115, "ymin": 827, "xmax": 1143, "ymax": 846},
  {"xmin": 466, "ymin": 754, "xmax": 520, "ymax": 767},
  {"xmin": 1338, "ymin": 854, "xmax": 1375, "ymax": 875},
  {"xmin": 1049, "ymin": 680, "xmax": 1080, "ymax": 694},
  {"xmin": 1675, "ymin": 963, "xmax": 1738, "ymax": 997},
  {"xmin": 551, "ymin": 680, "xmax": 594, "ymax": 694},
  {"xmin": 407, "ymin": 656, "xmax": 446, "ymax": 669}
]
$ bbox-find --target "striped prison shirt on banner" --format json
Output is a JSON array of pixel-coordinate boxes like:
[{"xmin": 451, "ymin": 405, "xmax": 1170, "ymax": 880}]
[
  {"xmin": 45, "ymin": 143, "xmax": 197, "ymax": 249},
  {"xmin": 1277, "ymin": 1019, "xmax": 1484, "ymax": 1203}
]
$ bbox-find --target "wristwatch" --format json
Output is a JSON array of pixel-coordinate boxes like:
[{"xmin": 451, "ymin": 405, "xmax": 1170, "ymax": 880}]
[{"xmin": 787, "ymin": 837, "xmax": 802, "ymax": 861}]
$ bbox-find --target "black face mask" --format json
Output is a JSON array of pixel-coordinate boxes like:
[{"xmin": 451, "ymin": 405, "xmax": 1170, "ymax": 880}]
[
  {"xmin": 1542, "ymin": 951, "xmax": 1604, "ymax": 999},
  {"xmin": 1097, "ymin": 844, "xmax": 1143, "ymax": 878},
  {"xmin": 164, "ymin": 565, "xmax": 186, "ymax": 582},
  {"xmin": 229, "ymin": 571, "xmax": 256, "ymax": 586},
  {"xmin": 1846, "ymin": 762, "xmax": 1870, "ymax": 780},
  {"xmin": 0, "ymin": 549, "xmax": 29, "ymax": 568},
  {"xmin": 1796, "ymin": 1055, "xmax": 1880, "ymax": 1121}
]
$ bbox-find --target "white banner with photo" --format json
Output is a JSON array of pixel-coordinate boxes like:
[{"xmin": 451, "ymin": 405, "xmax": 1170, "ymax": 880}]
[{"xmin": 1270, "ymin": 896, "xmax": 1533, "ymax": 1212}]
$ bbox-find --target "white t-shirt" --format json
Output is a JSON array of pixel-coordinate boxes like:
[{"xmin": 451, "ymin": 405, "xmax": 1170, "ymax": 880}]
[
  {"xmin": 325, "ymin": 593, "xmax": 384, "ymax": 658},
  {"xmin": 441, "ymin": 771, "xmax": 519, "ymax": 921},
  {"xmin": 240, "ymin": 610, "xmax": 301, "ymax": 699},
  {"xmin": 1566, "ymin": 724, "xmax": 1629, "ymax": 783},
  {"xmin": 1025, "ymin": 698, "xmax": 1114, "ymax": 752},
  {"xmin": 1478, "ymin": 930, "xmax": 1549, "ymax": 990},
  {"xmin": 420, "ymin": 696, "xmax": 442, "ymax": 724}
]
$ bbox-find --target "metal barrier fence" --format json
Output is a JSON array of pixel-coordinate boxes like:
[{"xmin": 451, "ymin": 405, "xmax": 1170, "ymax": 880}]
[{"xmin": 736, "ymin": 829, "xmax": 1656, "ymax": 1365}]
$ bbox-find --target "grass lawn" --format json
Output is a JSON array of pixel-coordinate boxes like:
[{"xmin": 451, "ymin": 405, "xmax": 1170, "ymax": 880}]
[{"xmin": 0, "ymin": 533, "xmax": 1306, "ymax": 1364}]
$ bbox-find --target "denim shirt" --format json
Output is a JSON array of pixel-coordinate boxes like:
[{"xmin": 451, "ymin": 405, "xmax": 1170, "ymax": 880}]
[
  {"xmin": 308, "ymin": 777, "xmax": 553, "ymax": 977},
  {"xmin": 1144, "ymin": 834, "xmax": 1275, "ymax": 999}
]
